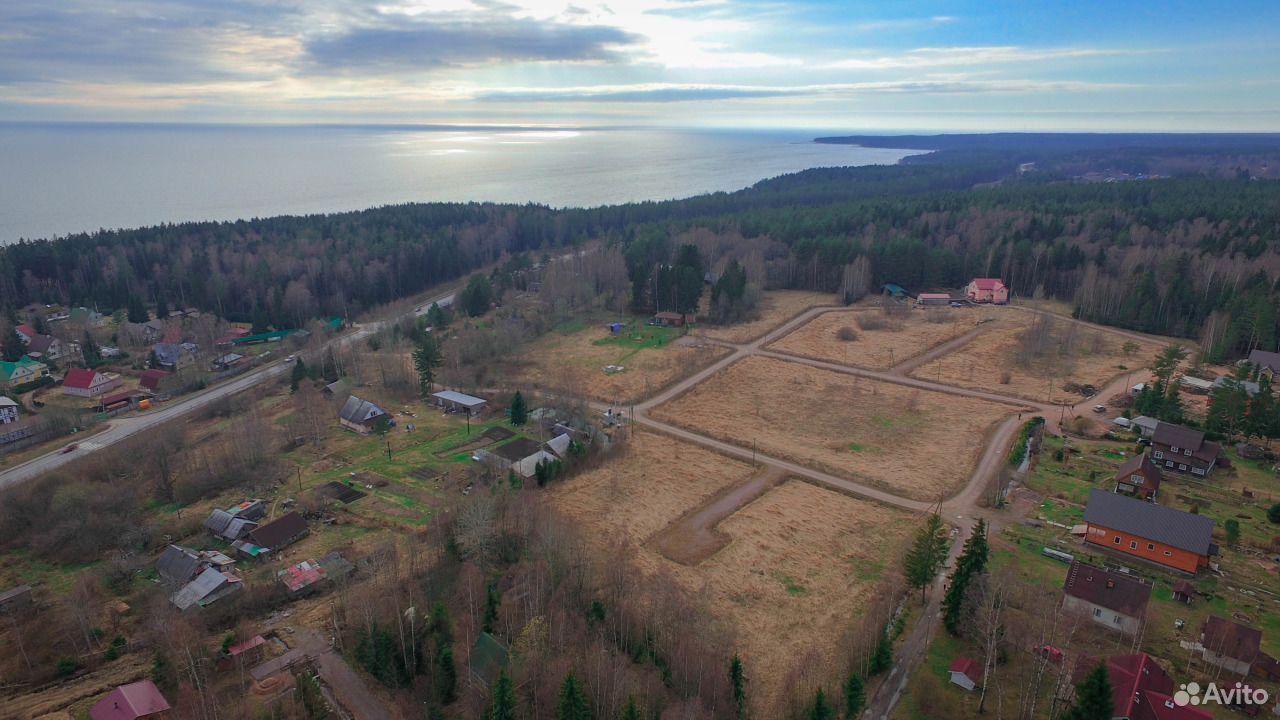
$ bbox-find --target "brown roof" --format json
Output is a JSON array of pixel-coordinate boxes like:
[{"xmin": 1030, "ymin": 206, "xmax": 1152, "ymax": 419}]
[
  {"xmin": 654, "ymin": 311, "xmax": 683, "ymax": 320},
  {"xmin": 139, "ymin": 369, "xmax": 167, "ymax": 389},
  {"xmin": 1062, "ymin": 560, "xmax": 1152, "ymax": 618},
  {"xmin": 246, "ymin": 512, "xmax": 308, "ymax": 550},
  {"xmin": 1114, "ymin": 453, "xmax": 1162, "ymax": 486},
  {"xmin": 1202, "ymin": 615, "xmax": 1262, "ymax": 664},
  {"xmin": 1152, "ymin": 422, "xmax": 1206, "ymax": 453}
]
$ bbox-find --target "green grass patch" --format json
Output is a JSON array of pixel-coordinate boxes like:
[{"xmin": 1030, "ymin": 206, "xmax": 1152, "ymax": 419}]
[{"xmin": 776, "ymin": 574, "xmax": 808, "ymax": 596}]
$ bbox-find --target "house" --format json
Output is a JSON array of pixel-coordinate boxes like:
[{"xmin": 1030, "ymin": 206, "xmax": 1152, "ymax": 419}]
[
  {"xmin": 219, "ymin": 635, "xmax": 267, "ymax": 670},
  {"xmin": 965, "ymin": 278, "xmax": 1009, "ymax": 304},
  {"xmin": 1083, "ymin": 489, "xmax": 1216, "ymax": 574},
  {"xmin": 0, "ymin": 584, "xmax": 33, "ymax": 613},
  {"xmin": 0, "ymin": 355, "xmax": 50, "ymax": 388},
  {"xmin": 1201, "ymin": 615, "xmax": 1261, "ymax": 677},
  {"xmin": 1151, "ymin": 422, "xmax": 1220, "ymax": 477},
  {"xmin": 1070, "ymin": 654, "xmax": 1210, "ymax": 720},
  {"xmin": 948, "ymin": 657, "xmax": 983, "ymax": 691},
  {"xmin": 339, "ymin": 395, "xmax": 388, "ymax": 434},
  {"xmin": 156, "ymin": 545, "xmax": 206, "ymax": 585},
  {"xmin": 69, "ymin": 306, "xmax": 108, "ymax": 328},
  {"xmin": 431, "ymin": 389, "xmax": 489, "ymax": 416},
  {"xmin": 152, "ymin": 343, "xmax": 197, "ymax": 370},
  {"xmin": 1247, "ymin": 349, "xmax": 1280, "ymax": 380},
  {"xmin": 171, "ymin": 567, "xmax": 242, "ymax": 612},
  {"xmin": 513, "ymin": 449, "xmax": 559, "ymax": 479},
  {"xmin": 1061, "ymin": 560, "xmax": 1151, "ymax": 636},
  {"xmin": 916, "ymin": 293, "xmax": 952, "ymax": 306},
  {"xmin": 1114, "ymin": 454, "xmax": 1163, "ymax": 500},
  {"xmin": 228, "ymin": 499, "xmax": 267, "ymax": 521},
  {"xmin": 141, "ymin": 319, "xmax": 168, "ymax": 343},
  {"xmin": 1178, "ymin": 375, "xmax": 1214, "ymax": 395},
  {"xmin": 63, "ymin": 368, "xmax": 123, "ymax": 398},
  {"xmin": 26, "ymin": 334, "xmax": 64, "ymax": 363},
  {"xmin": 89, "ymin": 680, "xmax": 172, "ymax": 720},
  {"xmin": 204, "ymin": 509, "xmax": 259, "ymax": 542},
  {"xmin": 545, "ymin": 432, "xmax": 572, "ymax": 459},
  {"xmin": 139, "ymin": 369, "xmax": 168, "ymax": 391},
  {"xmin": 278, "ymin": 559, "xmax": 327, "ymax": 596},
  {"xmin": 0, "ymin": 396, "xmax": 18, "ymax": 424},
  {"xmin": 1131, "ymin": 415, "xmax": 1159, "ymax": 437},
  {"xmin": 322, "ymin": 379, "xmax": 349, "ymax": 398},
  {"xmin": 14, "ymin": 324, "xmax": 36, "ymax": 344},
  {"xmin": 245, "ymin": 511, "xmax": 309, "ymax": 553},
  {"xmin": 212, "ymin": 352, "xmax": 244, "ymax": 371},
  {"xmin": 1172, "ymin": 581, "xmax": 1195, "ymax": 605},
  {"xmin": 652, "ymin": 311, "xmax": 685, "ymax": 327},
  {"xmin": 1212, "ymin": 375, "xmax": 1260, "ymax": 396}
]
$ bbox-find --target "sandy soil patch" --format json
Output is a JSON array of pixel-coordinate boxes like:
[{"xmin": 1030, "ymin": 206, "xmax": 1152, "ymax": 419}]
[
  {"xmin": 909, "ymin": 318, "xmax": 1163, "ymax": 404},
  {"xmin": 699, "ymin": 291, "xmax": 836, "ymax": 344},
  {"xmin": 767, "ymin": 306, "xmax": 1002, "ymax": 370},
  {"xmin": 649, "ymin": 356, "xmax": 1010, "ymax": 500},
  {"xmin": 508, "ymin": 324, "xmax": 731, "ymax": 404}
]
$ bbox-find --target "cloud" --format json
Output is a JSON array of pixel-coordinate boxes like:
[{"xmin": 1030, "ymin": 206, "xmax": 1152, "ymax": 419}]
[
  {"xmin": 850, "ymin": 16, "xmax": 956, "ymax": 33},
  {"xmin": 825, "ymin": 46, "xmax": 1158, "ymax": 71},
  {"xmin": 303, "ymin": 18, "xmax": 641, "ymax": 71}
]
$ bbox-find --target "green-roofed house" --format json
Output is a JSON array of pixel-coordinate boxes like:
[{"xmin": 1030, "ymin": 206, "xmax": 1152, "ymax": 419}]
[{"xmin": 0, "ymin": 356, "xmax": 50, "ymax": 389}]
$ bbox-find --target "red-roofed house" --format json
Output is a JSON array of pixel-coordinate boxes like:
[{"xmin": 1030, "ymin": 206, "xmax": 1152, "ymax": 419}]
[
  {"xmin": 219, "ymin": 634, "xmax": 267, "ymax": 670},
  {"xmin": 1070, "ymin": 654, "xmax": 1210, "ymax": 720},
  {"xmin": 965, "ymin": 278, "xmax": 1009, "ymax": 304},
  {"xmin": 89, "ymin": 679, "xmax": 172, "ymax": 720},
  {"xmin": 949, "ymin": 656, "xmax": 983, "ymax": 691},
  {"xmin": 15, "ymin": 324, "xmax": 36, "ymax": 344},
  {"xmin": 62, "ymin": 368, "xmax": 122, "ymax": 398},
  {"xmin": 139, "ymin": 369, "xmax": 168, "ymax": 392}
]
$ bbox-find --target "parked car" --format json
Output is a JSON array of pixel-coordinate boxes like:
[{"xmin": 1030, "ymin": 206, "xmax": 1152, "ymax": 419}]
[{"xmin": 1092, "ymin": 405, "xmax": 1107, "ymax": 413}]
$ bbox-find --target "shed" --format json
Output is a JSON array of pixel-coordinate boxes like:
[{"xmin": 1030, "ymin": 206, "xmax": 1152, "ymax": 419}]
[
  {"xmin": 1173, "ymin": 581, "xmax": 1195, "ymax": 605},
  {"xmin": 608, "ymin": 323, "xmax": 623, "ymax": 333},
  {"xmin": 89, "ymin": 680, "xmax": 171, "ymax": 720},
  {"xmin": 1130, "ymin": 415, "xmax": 1159, "ymax": 437},
  {"xmin": 219, "ymin": 635, "xmax": 267, "ymax": 670},
  {"xmin": 156, "ymin": 545, "xmax": 205, "ymax": 585},
  {"xmin": 0, "ymin": 584, "xmax": 33, "ymax": 613},
  {"xmin": 171, "ymin": 567, "xmax": 242, "ymax": 611},
  {"xmin": 277, "ymin": 559, "xmax": 327, "ymax": 596},
  {"xmin": 949, "ymin": 657, "xmax": 983, "ymax": 691},
  {"xmin": 0, "ymin": 395, "xmax": 18, "ymax": 424},
  {"xmin": 513, "ymin": 450, "xmax": 559, "ymax": 479},
  {"xmin": 339, "ymin": 394, "xmax": 388, "ymax": 434},
  {"xmin": 318, "ymin": 551, "xmax": 356, "ymax": 581},
  {"xmin": 880, "ymin": 283, "xmax": 909, "ymax": 299},
  {"xmin": 916, "ymin": 293, "xmax": 951, "ymax": 306},
  {"xmin": 246, "ymin": 511, "xmax": 309, "ymax": 552},
  {"xmin": 431, "ymin": 390, "xmax": 489, "ymax": 416},
  {"xmin": 322, "ymin": 379, "xmax": 349, "ymax": 398},
  {"xmin": 228, "ymin": 499, "xmax": 267, "ymax": 521},
  {"xmin": 545, "ymin": 432, "xmax": 572, "ymax": 459},
  {"xmin": 652, "ymin": 311, "xmax": 685, "ymax": 327}
]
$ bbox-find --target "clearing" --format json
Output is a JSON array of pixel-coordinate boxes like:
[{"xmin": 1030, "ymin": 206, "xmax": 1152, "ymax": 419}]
[
  {"xmin": 506, "ymin": 319, "xmax": 730, "ymax": 404},
  {"xmin": 649, "ymin": 356, "xmax": 1011, "ymax": 501},
  {"xmin": 698, "ymin": 290, "xmax": 836, "ymax": 344},
  {"xmin": 909, "ymin": 314, "xmax": 1163, "ymax": 403},
  {"xmin": 767, "ymin": 305, "xmax": 1003, "ymax": 371}
]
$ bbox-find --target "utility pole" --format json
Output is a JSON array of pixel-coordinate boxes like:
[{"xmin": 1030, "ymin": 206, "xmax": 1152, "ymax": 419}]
[
  {"xmin": 296, "ymin": 466, "xmax": 303, "ymax": 494},
  {"xmin": 385, "ymin": 438, "xmax": 392, "ymax": 461}
]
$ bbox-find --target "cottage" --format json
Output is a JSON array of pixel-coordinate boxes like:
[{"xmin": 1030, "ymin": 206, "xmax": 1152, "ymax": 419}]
[
  {"xmin": 0, "ymin": 356, "xmax": 50, "ymax": 388},
  {"xmin": 14, "ymin": 324, "xmax": 36, "ymax": 344},
  {"xmin": 1083, "ymin": 489, "xmax": 1216, "ymax": 574},
  {"xmin": 152, "ymin": 343, "xmax": 197, "ymax": 370},
  {"xmin": 1113, "ymin": 454, "xmax": 1163, "ymax": 500},
  {"xmin": 278, "ymin": 559, "xmax": 327, "ymax": 596},
  {"xmin": 63, "ymin": 368, "xmax": 123, "ymax": 398},
  {"xmin": 431, "ymin": 389, "xmax": 489, "ymax": 416},
  {"xmin": 171, "ymin": 567, "xmax": 242, "ymax": 612},
  {"xmin": 965, "ymin": 278, "xmax": 1009, "ymax": 304},
  {"xmin": 219, "ymin": 635, "xmax": 267, "ymax": 670},
  {"xmin": 156, "ymin": 545, "xmax": 206, "ymax": 585},
  {"xmin": 1247, "ymin": 349, "xmax": 1280, "ymax": 380},
  {"xmin": 212, "ymin": 353, "xmax": 244, "ymax": 371},
  {"xmin": 916, "ymin": 293, "xmax": 952, "ymax": 306},
  {"xmin": 139, "ymin": 369, "xmax": 168, "ymax": 392},
  {"xmin": 1070, "ymin": 654, "xmax": 1209, "ymax": 720},
  {"xmin": 652, "ymin": 311, "xmax": 685, "ymax": 327},
  {"xmin": 26, "ymin": 334, "xmax": 64, "ymax": 362},
  {"xmin": 948, "ymin": 657, "xmax": 983, "ymax": 691},
  {"xmin": 1201, "ymin": 615, "xmax": 1261, "ymax": 677},
  {"xmin": 1151, "ymin": 422, "xmax": 1220, "ymax": 477},
  {"xmin": 339, "ymin": 394, "xmax": 388, "ymax": 434},
  {"xmin": 0, "ymin": 396, "xmax": 18, "ymax": 424},
  {"xmin": 1061, "ymin": 560, "xmax": 1151, "ymax": 636},
  {"xmin": 246, "ymin": 511, "xmax": 309, "ymax": 552},
  {"xmin": 0, "ymin": 584, "xmax": 33, "ymax": 613},
  {"xmin": 89, "ymin": 680, "xmax": 172, "ymax": 720}
]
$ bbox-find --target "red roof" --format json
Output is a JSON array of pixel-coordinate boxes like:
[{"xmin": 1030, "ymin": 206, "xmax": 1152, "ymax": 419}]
[
  {"xmin": 16, "ymin": 324, "xmax": 35, "ymax": 338},
  {"xmin": 972, "ymin": 278, "xmax": 1006, "ymax": 290},
  {"xmin": 278, "ymin": 559, "xmax": 326, "ymax": 592},
  {"xmin": 101, "ymin": 391, "xmax": 135, "ymax": 406},
  {"xmin": 139, "ymin": 369, "xmax": 167, "ymax": 390},
  {"xmin": 64, "ymin": 367, "xmax": 100, "ymax": 389},
  {"xmin": 948, "ymin": 656, "xmax": 983, "ymax": 682},
  {"xmin": 90, "ymin": 680, "xmax": 171, "ymax": 720},
  {"xmin": 1069, "ymin": 654, "xmax": 1208, "ymax": 720},
  {"xmin": 228, "ymin": 634, "xmax": 267, "ymax": 656}
]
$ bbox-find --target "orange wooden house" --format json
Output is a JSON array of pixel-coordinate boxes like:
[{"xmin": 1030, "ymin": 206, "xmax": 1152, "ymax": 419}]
[{"xmin": 1083, "ymin": 490, "xmax": 1216, "ymax": 575}]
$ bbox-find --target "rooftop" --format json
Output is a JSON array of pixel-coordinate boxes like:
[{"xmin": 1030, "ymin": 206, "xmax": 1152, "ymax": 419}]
[
  {"xmin": 1084, "ymin": 489, "xmax": 1215, "ymax": 555},
  {"xmin": 431, "ymin": 389, "xmax": 487, "ymax": 408},
  {"xmin": 1063, "ymin": 560, "xmax": 1152, "ymax": 618}
]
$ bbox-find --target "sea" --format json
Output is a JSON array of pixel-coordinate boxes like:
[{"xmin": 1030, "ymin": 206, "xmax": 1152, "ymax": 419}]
[{"xmin": 0, "ymin": 124, "xmax": 915, "ymax": 244}]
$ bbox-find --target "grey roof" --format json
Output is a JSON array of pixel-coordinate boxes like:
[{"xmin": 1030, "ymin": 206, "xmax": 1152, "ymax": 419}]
[
  {"xmin": 545, "ymin": 433, "xmax": 572, "ymax": 458},
  {"xmin": 1152, "ymin": 422, "xmax": 1206, "ymax": 452},
  {"xmin": 339, "ymin": 394, "xmax": 386, "ymax": 424},
  {"xmin": 1212, "ymin": 376, "xmax": 1260, "ymax": 395},
  {"xmin": 1248, "ymin": 349, "xmax": 1280, "ymax": 373},
  {"xmin": 1084, "ymin": 489, "xmax": 1215, "ymax": 555},
  {"xmin": 1131, "ymin": 415, "xmax": 1159, "ymax": 431},
  {"xmin": 205, "ymin": 508, "xmax": 235, "ymax": 535},
  {"xmin": 153, "ymin": 343, "xmax": 186, "ymax": 366},
  {"xmin": 323, "ymin": 379, "xmax": 349, "ymax": 396},
  {"xmin": 0, "ymin": 396, "xmax": 17, "ymax": 408},
  {"xmin": 171, "ymin": 567, "xmax": 237, "ymax": 611},
  {"xmin": 432, "ymin": 390, "xmax": 487, "ymax": 408},
  {"xmin": 513, "ymin": 450, "xmax": 558, "ymax": 479},
  {"xmin": 318, "ymin": 551, "xmax": 355, "ymax": 579},
  {"xmin": 0, "ymin": 585, "xmax": 32, "ymax": 604},
  {"xmin": 156, "ymin": 545, "xmax": 204, "ymax": 584},
  {"xmin": 223, "ymin": 517, "xmax": 258, "ymax": 541}
]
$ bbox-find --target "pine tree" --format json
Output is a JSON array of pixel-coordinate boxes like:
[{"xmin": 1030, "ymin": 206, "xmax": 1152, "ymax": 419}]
[
  {"xmin": 942, "ymin": 519, "xmax": 989, "ymax": 636},
  {"xmin": 1064, "ymin": 662, "xmax": 1113, "ymax": 720},
  {"xmin": 809, "ymin": 688, "xmax": 834, "ymax": 720},
  {"xmin": 1, "ymin": 324, "xmax": 24, "ymax": 362},
  {"xmin": 483, "ymin": 580, "xmax": 499, "ymax": 633},
  {"xmin": 620, "ymin": 696, "xmax": 641, "ymax": 720},
  {"xmin": 127, "ymin": 294, "xmax": 148, "ymax": 323},
  {"xmin": 154, "ymin": 293, "xmax": 169, "ymax": 320},
  {"xmin": 843, "ymin": 674, "xmax": 865, "ymax": 719},
  {"xmin": 488, "ymin": 669, "xmax": 517, "ymax": 720},
  {"xmin": 510, "ymin": 391, "xmax": 528, "ymax": 426},
  {"xmin": 290, "ymin": 357, "xmax": 306, "ymax": 391},
  {"xmin": 903, "ymin": 508, "xmax": 949, "ymax": 601},
  {"xmin": 81, "ymin": 331, "xmax": 102, "ymax": 367},
  {"xmin": 557, "ymin": 672, "xmax": 591, "ymax": 720},
  {"xmin": 868, "ymin": 632, "xmax": 892, "ymax": 676},
  {"xmin": 729, "ymin": 654, "xmax": 747, "ymax": 718},
  {"xmin": 413, "ymin": 334, "xmax": 443, "ymax": 397},
  {"xmin": 435, "ymin": 643, "xmax": 457, "ymax": 704}
]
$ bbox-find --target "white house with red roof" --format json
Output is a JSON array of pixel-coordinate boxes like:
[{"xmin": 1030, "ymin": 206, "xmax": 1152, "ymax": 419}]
[
  {"xmin": 949, "ymin": 656, "xmax": 983, "ymax": 691},
  {"xmin": 14, "ymin": 324, "xmax": 37, "ymax": 344},
  {"xmin": 62, "ymin": 367, "xmax": 123, "ymax": 398},
  {"xmin": 1070, "ymin": 653, "xmax": 1210, "ymax": 720},
  {"xmin": 89, "ymin": 679, "xmax": 171, "ymax": 720},
  {"xmin": 965, "ymin": 278, "xmax": 1009, "ymax": 304}
]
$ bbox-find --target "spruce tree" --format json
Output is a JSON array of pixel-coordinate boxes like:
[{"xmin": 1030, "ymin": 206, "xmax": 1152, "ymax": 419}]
[
  {"xmin": 435, "ymin": 644, "xmax": 457, "ymax": 704},
  {"xmin": 510, "ymin": 390, "xmax": 528, "ymax": 426},
  {"xmin": 488, "ymin": 669, "xmax": 517, "ymax": 720},
  {"xmin": 809, "ymin": 688, "xmax": 834, "ymax": 720},
  {"xmin": 290, "ymin": 357, "xmax": 306, "ymax": 391},
  {"xmin": 81, "ymin": 331, "xmax": 101, "ymax": 367},
  {"xmin": 942, "ymin": 519, "xmax": 989, "ymax": 636},
  {"xmin": 868, "ymin": 632, "xmax": 892, "ymax": 676},
  {"xmin": 729, "ymin": 654, "xmax": 747, "ymax": 718},
  {"xmin": 1064, "ymin": 662, "xmax": 1113, "ymax": 720},
  {"xmin": 843, "ymin": 674, "xmax": 865, "ymax": 719},
  {"xmin": 903, "ymin": 509, "xmax": 949, "ymax": 601},
  {"xmin": 557, "ymin": 672, "xmax": 591, "ymax": 720},
  {"xmin": 413, "ymin": 334, "xmax": 443, "ymax": 397},
  {"xmin": 620, "ymin": 696, "xmax": 641, "ymax": 720},
  {"xmin": 1, "ymin": 324, "xmax": 24, "ymax": 362}
]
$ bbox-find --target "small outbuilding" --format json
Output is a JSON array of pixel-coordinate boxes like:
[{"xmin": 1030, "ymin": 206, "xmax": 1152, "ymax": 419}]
[
  {"xmin": 916, "ymin": 293, "xmax": 951, "ymax": 306},
  {"xmin": 245, "ymin": 511, "xmax": 309, "ymax": 553},
  {"xmin": 652, "ymin": 311, "xmax": 685, "ymax": 327},
  {"xmin": 949, "ymin": 656, "xmax": 983, "ymax": 691},
  {"xmin": 0, "ymin": 584, "xmax": 33, "ymax": 614},
  {"xmin": 89, "ymin": 679, "xmax": 171, "ymax": 720},
  {"xmin": 1173, "ymin": 581, "xmax": 1195, "ymax": 605},
  {"xmin": 431, "ymin": 390, "xmax": 489, "ymax": 416},
  {"xmin": 1113, "ymin": 453, "xmax": 1162, "ymax": 500},
  {"xmin": 339, "ymin": 394, "xmax": 388, "ymax": 434},
  {"xmin": 0, "ymin": 395, "xmax": 18, "ymax": 424}
]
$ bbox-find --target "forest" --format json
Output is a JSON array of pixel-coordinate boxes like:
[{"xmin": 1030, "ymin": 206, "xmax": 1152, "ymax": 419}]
[{"xmin": 2, "ymin": 134, "xmax": 1279, "ymax": 361}]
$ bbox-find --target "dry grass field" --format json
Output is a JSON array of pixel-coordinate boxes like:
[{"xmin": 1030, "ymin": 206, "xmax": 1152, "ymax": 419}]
[
  {"xmin": 698, "ymin": 290, "xmax": 836, "ymax": 344},
  {"xmin": 509, "ymin": 323, "xmax": 731, "ymax": 404},
  {"xmin": 909, "ymin": 316, "xmax": 1163, "ymax": 403},
  {"xmin": 767, "ymin": 306, "xmax": 1003, "ymax": 370},
  {"xmin": 649, "ymin": 356, "xmax": 1010, "ymax": 500}
]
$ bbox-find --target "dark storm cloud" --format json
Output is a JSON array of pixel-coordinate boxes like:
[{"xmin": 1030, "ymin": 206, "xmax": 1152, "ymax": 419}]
[{"xmin": 303, "ymin": 19, "xmax": 641, "ymax": 71}]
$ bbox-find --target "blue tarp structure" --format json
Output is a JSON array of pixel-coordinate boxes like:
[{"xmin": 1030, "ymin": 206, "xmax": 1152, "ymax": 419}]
[{"xmin": 608, "ymin": 323, "xmax": 623, "ymax": 333}]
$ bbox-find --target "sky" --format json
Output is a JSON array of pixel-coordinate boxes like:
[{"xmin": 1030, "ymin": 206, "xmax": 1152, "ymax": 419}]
[{"xmin": 1, "ymin": 0, "xmax": 1277, "ymax": 131}]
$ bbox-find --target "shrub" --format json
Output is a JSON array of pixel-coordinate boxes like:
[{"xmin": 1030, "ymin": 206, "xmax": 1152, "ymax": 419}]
[
  {"xmin": 56, "ymin": 658, "xmax": 80, "ymax": 677},
  {"xmin": 837, "ymin": 326, "xmax": 858, "ymax": 342},
  {"xmin": 1268, "ymin": 503, "xmax": 1280, "ymax": 524},
  {"xmin": 999, "ymin": 370, "xmax": 1013, "ymax": 384},
  {"xmin": 857, "ymin": 315, "xmax": 888, "ymax": 331}
]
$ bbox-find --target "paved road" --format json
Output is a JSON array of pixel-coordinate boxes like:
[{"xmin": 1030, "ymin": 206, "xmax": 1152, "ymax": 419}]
[{"xmin": 0, "ymin": 291, "xmax": 455, "ymax": 490}]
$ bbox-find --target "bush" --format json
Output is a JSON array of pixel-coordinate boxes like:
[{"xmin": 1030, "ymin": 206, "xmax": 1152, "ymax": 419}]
[
  {"xmin": 56, "ymin": 657, "xmax": 80, "ymax": 677},
  {"xmin": 857, "ymin": 315, "xmax": 888, "ymax": 331},
  {"xmin": 837, "ymin": 326, "xmax": 858, "ymax": 342},
  {"xmin": 1268, "ymin": 503, "xmax": 1280, "ymax": 524}
]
